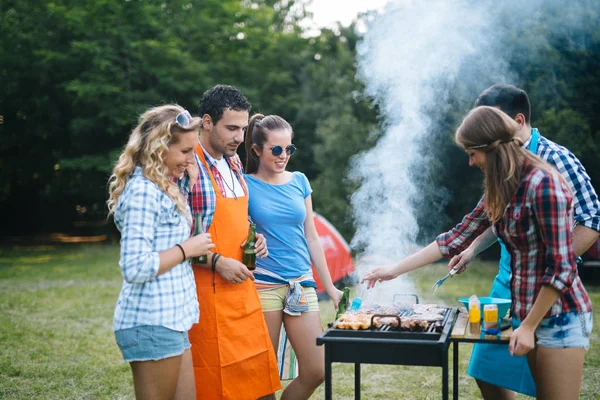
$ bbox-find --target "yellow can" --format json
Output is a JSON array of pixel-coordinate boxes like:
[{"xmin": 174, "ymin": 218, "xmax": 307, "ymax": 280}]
[
  {"xmin": 483, "ymin": 304, "xmax": 498, "ymax": 330},
  {"xmin": 469, "ymin": 304, "xmax": 480, "ymax": 335}
]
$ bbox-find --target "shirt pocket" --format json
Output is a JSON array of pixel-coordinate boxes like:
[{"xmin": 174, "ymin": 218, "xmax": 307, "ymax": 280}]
[
  {"xmin": 158, "ymin": 196, "xmax": 183, "ymax": 228},
  {"xmin": 505, "ymin": 205, "xmax": 531, "ymax": 238}
]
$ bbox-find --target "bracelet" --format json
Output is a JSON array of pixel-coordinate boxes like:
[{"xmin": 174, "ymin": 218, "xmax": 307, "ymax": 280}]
[
  {"xmin": 212, "ymin": 253, "xmax": 221, "ymax": 271},
  {"xmin": 211, "ymin": 253, "xmax": 221, "ymax": 293},
  {"xmin": 175, "ymin": 244, "xmax": 186, "ymax": 263}
]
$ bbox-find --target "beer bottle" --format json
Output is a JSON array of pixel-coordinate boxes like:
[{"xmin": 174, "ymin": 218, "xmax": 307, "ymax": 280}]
[
  {"xmin": 335, "ymin": 287, "xmax": 351, "ymax": 320},
  {"xmin": 243, "ymin": 223, "xmax": 257, "ymax": 270},
  {"xmin": 191, "ymin": 213, "xmax": 208, "ymax": 264}
]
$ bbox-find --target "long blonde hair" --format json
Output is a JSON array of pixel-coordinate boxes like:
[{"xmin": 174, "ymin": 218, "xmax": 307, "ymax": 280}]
[
  {"xmin": 107, "ymin": 104, "xmax": 200, "ymax": 217},
  {"xmin": 455, "ymin": 106, "xmax": 553, "ymax": 223}
]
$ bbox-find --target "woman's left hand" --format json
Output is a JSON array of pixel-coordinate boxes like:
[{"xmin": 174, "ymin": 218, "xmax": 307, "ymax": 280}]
[
  {"xmin": 240, "ymin": 234, "xmax": 268, "ymax": 258},
  {"xmin": 509, "ymin": 325, "xmax": 535, "ymax": 357},
  {"xmin": 254, "ymin": 233, "xmax": 268, "ymax": 258},
  {"xmin": 328, "ymin": 287, "xmax": 344, "ymax": 311}
]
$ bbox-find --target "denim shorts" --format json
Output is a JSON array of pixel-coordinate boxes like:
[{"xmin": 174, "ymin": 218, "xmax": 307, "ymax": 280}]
[
  {"xmin": 115, "ymin": 325, "xmax": 191, "ymax": 362},
  {"xmin": 516, "ymin": 312, "xmax": 593, "ymax": 350}
]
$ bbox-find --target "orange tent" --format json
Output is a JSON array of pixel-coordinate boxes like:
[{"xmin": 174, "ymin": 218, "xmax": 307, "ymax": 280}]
[{"xmin": 311, "ymin": 212, "xmax": 355, "ymax": 293}]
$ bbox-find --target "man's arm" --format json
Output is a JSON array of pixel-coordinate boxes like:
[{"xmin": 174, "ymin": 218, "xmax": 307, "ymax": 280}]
[
  {"xmin": 573, "ymin": 225, "xmax": 600, "ymax": 257},
  {"xmin": 545, "ymin": 149, "xmax": 600, "ymax": 251}
]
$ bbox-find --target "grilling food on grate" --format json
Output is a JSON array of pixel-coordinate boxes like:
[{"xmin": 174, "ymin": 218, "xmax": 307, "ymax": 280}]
[
  {"xmin": 372, "ymin": 316, "xmax": 400, "ymax": 328},
  {"xmin": 332, "ymin": 304, "xmax": 447, "ymax": 331},
  {"xmin": 400, "ymin": 318, "xmax": 429, "ymax": 331},
  {"xmin": 334, "ymin": 313, "xmax": 372, "ymax": 330},
  {"xmin": 410, "ymin": 312, "xmax": 444, "ymax": 321}
]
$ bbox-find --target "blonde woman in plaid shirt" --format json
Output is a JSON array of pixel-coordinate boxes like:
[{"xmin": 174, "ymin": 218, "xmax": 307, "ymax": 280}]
[{"xmin": 107, "ymin": 105, "xmax": 214, "ymax": 400}]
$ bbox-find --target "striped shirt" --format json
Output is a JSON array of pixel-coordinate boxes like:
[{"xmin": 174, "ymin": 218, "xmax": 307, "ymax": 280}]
[{"xmin": 113, "ymin": 167, "xmax": 199, "ymax": 332}]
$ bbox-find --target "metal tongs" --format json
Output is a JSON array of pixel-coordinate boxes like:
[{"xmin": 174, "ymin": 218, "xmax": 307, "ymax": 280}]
[{"xmin": 432, "ymin": 268, "xmax": 459, "ymax": 292}]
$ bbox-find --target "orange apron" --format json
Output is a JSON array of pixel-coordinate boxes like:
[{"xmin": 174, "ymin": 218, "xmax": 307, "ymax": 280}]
[{"xmin": 189, "ymin": 146, "xmax": 280, "ymax": 399}]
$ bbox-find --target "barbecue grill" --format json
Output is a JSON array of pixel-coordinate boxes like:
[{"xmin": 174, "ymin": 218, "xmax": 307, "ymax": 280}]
[{"xmin": 317, "ymin": 304, "xmax": 459, "ymax": 400}]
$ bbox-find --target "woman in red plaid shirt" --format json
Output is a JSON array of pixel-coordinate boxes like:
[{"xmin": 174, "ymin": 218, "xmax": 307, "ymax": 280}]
[
  {"xmin": 456, "ymin": 106, "xmax": 592, "ymax": 398},
  {"xmin": 364, "ymin": 106, "xmax": 592, "ymax": 399}
]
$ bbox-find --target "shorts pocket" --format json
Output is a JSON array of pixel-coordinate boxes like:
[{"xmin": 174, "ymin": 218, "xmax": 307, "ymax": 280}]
[
  {"xmin": 115, "ymin": 327, "xmax": 139, "ymax": 350},
  {"xmin": 579, "ymin": 313, "xmax": 592, "ymax": 338}
]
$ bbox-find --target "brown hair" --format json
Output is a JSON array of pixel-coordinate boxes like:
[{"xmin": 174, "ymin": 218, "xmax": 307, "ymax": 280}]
[
  {"xmin": 455, "ymin": 106, "xmax": 552, "ymax": 223},
  {"xmin": 244, "ymin": 114, "xmax": 293, "ymax": 174},
  {"xmin": 107, "ymin": 104, "xmax": 201, "ymax": 217}
]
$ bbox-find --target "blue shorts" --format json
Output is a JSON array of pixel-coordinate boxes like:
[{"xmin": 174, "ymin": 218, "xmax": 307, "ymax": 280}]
[
  {"xmin": 115, "ymin": 325, "xmax": 191, "ymax": 362},
  {"xmin": 524, "ymin": 311, "xmax": 593, "ymax": 350}
]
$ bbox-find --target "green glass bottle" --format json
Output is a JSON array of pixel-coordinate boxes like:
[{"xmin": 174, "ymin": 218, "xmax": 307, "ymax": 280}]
[
  {"xmin": 190, "ymin": 213, "xmax": 208, "ymax": 264},
  {"xmin": 335, "ymin": 287, "xmax": 351, "ymax": 320},
  {"xmin": 243, "ymin": 223, "xmax": 257, "ymax": 271}
]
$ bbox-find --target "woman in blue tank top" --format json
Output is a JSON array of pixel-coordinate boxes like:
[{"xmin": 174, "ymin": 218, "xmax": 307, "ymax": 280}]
[{"xmin": 244, "ymin": 114, "xmax": 343, "ymax": 399}]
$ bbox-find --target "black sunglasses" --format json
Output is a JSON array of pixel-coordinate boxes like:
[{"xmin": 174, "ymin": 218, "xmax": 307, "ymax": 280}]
[
  {"xmin": 174, "ymin": 110, "xmax": 193, "ymax": 128},
  {"xmin": 270, "ymin": 144, "xmax": 297, "ymax": 157}
]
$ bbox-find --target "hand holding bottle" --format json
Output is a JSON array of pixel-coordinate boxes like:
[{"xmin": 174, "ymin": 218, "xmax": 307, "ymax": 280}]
[
  {"xmin": 215, "ymin": 256, "xmax": 255, "ymax": 284},
  {"xmin": 183, "ymin": 233, "xmax": 215, "ymax": 259},
  {"xmin": 328, "ymin": 287, "xmax": 344, "ymax": 312}
]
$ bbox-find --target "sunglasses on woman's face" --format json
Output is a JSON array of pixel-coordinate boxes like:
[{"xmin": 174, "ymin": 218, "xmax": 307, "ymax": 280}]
[
  {"xmin": 174, "ymin": 110, "xmax": 193, "ymax": 128},
  {"xmin": 270, "ymin": 144, "xmax": 297, "ymax": 157}
]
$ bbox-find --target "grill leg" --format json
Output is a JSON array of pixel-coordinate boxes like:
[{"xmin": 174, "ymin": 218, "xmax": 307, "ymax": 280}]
[
  {"xmin": 453, "ymin": 342, "xmax": 459, "ymax": 400},
  {"xmin": 355, "ymin": 363, "xmax": 361, "ymax": 400},
  {"xmin": 442, "ymin": 347, "xmax": 449, "ymax": 400},
  {"xmin": 325, "ymin": 346, "xmax": 332, "ymax": 400}
]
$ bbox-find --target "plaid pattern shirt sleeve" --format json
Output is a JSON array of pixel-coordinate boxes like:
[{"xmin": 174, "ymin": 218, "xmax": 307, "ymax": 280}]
[
  {"xmin": 116, "ymin": 178, "xmax": 162, "ymax": 283},
  {"xmin": 537, "ymin": 134, "xmax": 600, "ymax": 232},
  {"xmin": 114, "ymin": 168, "xmax": 199, "ymax": 332},
  {"xmin": 435, "ymin": 196, "xmax": 491, "ymax": 258}
]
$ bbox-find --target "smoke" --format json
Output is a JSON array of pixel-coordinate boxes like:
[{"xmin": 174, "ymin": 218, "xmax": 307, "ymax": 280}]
[{"xmin": 349, "ymin": 0, "xmax": 594, "ymax": 304}]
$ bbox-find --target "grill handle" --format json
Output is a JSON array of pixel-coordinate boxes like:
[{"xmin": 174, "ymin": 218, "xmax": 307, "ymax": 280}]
[{"xmin": 370, "ymin": 314, "xmax": 402, "ymax": 330}]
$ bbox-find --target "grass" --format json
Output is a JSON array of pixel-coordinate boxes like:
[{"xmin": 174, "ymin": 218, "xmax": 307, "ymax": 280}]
[{"xmin": 1, "ymin": 244, "xmax": 599, "ymax": 399}]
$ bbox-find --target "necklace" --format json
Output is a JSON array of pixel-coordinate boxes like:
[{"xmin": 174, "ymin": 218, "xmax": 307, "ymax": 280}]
[{"xmin": 220, "ymin": 161, "xmax": 238, "ymax": 200}]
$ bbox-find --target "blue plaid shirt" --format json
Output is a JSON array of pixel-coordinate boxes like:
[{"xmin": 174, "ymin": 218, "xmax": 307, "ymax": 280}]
[
  {"xmin": 533, "ymin": 133, "xmax": 600, "ymax": 231},
  {"xmin": 113, "ymin": 167, "xmax": 199, "ymax": 332}
]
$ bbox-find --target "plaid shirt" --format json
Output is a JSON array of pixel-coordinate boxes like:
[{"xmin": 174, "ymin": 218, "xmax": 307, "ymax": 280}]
[
  {"xmin": 497, "ymin": 162, "xmax": 591, "ymax": 319},
  {"xmin": 113, "ymin": 167, "xmax": 199, "ymax": 332},
  {"xmin": 437, "ymin": 129, "xmax": 600, "ymax": 256},
  {"xmin": 179, "ymin": 145, "xmax": 246, "ymax": 231}
]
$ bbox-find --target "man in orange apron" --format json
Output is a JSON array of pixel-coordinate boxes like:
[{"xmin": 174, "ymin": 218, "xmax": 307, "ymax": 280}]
[{"xmin": 182, "ymin": 85, "xmax": 281, "ymax": 399}]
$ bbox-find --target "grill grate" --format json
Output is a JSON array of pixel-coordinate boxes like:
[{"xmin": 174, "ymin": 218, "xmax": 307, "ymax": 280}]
[{"xmin": 363, "ymin": 306, "xmax": 453, "ymax": 333}]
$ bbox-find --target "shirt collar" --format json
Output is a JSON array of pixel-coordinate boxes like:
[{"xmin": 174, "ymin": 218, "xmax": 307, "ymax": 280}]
[
  {"xmin": 199, "ymin": 142, "xmax": 221, "ymax": 168},
  {"xmin": 521, "ymin": 127, "xmax": 536, "ymax": 149}
]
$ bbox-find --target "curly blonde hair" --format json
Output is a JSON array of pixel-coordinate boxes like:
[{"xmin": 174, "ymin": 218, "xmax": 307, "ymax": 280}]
[{"xmin": 107, "ymin": 104, "xmax": 201, "ymax": 218}]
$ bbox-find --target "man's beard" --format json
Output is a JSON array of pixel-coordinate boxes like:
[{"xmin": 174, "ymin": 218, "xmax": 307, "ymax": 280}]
[{"xmin": 210, "ymin": 127, "xmax": 238, "ymax": 157}]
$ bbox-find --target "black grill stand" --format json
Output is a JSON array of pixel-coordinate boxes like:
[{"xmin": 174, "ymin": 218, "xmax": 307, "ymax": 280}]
[{"xmin": 317, "ymin": 308, "xmax": 457, "ymax": 400}]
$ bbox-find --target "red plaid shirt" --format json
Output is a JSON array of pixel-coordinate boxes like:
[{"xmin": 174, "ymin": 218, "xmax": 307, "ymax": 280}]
[
  {"xmin": 179, "ymin": 146, "xmax": 246, "ymax": 232},
  {"xmin": 437, "ymin": 162, "xmax": 591, "ymax": 319}
]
